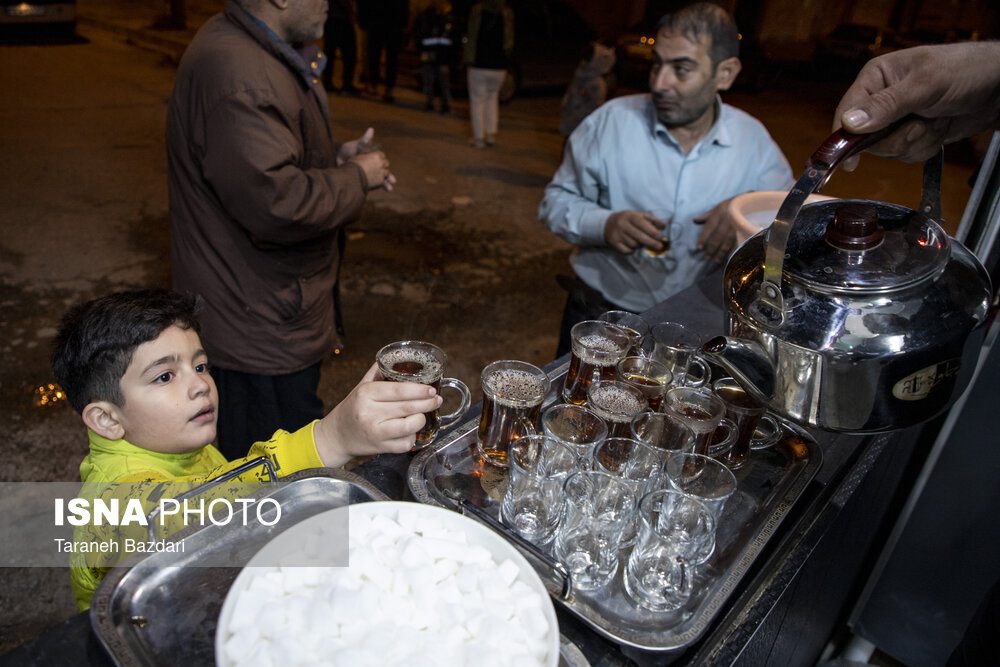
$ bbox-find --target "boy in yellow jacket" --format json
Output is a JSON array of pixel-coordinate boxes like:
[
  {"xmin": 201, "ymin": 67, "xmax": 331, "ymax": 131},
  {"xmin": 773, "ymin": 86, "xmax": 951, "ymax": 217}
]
[{"xmin": 51, "ymin": 289, "xmax": 441, "ymax": 609}]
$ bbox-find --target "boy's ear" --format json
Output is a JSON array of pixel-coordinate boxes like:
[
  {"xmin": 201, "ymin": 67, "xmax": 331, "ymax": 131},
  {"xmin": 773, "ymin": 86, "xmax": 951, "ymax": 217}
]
[{"xmin": 82, "ymin": 402, "xmax": 126, "ymax": 441}]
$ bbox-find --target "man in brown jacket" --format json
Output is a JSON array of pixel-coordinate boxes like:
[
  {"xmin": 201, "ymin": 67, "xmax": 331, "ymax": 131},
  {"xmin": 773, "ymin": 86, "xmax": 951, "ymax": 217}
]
[{"xmin": 166, "ymin": 0, "xmax": 395, "ymax": 460}]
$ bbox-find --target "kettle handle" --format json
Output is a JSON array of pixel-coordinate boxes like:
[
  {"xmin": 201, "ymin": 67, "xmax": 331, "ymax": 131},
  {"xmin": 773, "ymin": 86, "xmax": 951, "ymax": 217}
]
[{"xmin": 757, "ymin": 120, "xmax": 942, "ymax": 328}]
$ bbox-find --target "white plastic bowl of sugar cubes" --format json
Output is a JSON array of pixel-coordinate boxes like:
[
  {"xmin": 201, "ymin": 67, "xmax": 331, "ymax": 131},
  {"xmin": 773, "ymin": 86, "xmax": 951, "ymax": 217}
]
[
  {"xmin": 215, "ymin": 501, "xmax": 559, "ymax": 667},
  {"xmin": 727, "ymin": 190, "xmax": 836, "ymax": 244}
]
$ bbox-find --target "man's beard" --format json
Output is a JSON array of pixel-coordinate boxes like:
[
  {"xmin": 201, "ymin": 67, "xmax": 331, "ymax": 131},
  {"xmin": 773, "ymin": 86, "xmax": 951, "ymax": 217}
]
[{"xmin": 653, "ymin": 95, "xmax": 712, "ymax": 129}]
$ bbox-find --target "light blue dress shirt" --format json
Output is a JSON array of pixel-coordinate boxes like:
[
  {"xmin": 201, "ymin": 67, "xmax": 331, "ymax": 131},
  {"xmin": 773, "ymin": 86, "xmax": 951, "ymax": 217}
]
[{"xmin": 539, "ymin": 93, "xmax": 794, "ymax": 312}]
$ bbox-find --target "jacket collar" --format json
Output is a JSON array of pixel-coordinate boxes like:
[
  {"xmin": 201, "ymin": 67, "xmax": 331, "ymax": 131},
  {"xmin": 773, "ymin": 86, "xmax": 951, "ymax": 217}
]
[{"xmin": 225, "ymin": 0, "xmax": 327, "ymax": 88}]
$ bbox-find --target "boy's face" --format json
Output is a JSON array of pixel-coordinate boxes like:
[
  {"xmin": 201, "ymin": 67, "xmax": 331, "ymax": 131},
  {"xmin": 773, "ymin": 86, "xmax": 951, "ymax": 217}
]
[{"xmin": 115, "ymin": 324, "xmax": 218, "ymax": 454}]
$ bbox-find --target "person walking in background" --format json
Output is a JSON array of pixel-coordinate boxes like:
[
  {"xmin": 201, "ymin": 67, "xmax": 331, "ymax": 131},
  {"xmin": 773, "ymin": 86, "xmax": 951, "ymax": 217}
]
[
  {"xmin": 323, "ymin": 0, "xmax": 359, "ymax": 94},
  {"xmin": 415, "ymin": 0, "xmax": 456, "ymax": 113},
  {"xmin": 559, "ymin": 41, "xmax": 616, "ymax": 139},
  {"xmin": 357, "ymin": 0, "xmax": 374, "ymax": 91},
  {"xmin": 368, "ymin": 0, "xmax": 409, "ymax": 103},
  {"xmin": 463, "ymin": 0, "xmax": 514, "ymax": 148}
]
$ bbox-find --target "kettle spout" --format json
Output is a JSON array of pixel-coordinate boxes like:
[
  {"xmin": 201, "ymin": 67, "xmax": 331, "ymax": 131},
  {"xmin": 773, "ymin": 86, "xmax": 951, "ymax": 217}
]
[{"xmin": 702, "ymin": 337, "xmax": 775, "ymax": 405}]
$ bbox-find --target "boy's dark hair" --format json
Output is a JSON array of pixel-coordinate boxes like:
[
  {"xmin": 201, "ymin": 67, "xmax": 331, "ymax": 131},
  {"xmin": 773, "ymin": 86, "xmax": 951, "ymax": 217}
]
[
  {"xmin": 657, "ymin": 2, "xmax": 740, "ymax": 68},
  {"xmin": 51, "ymin": 289, "xmax": 202, "ymax": 414}
]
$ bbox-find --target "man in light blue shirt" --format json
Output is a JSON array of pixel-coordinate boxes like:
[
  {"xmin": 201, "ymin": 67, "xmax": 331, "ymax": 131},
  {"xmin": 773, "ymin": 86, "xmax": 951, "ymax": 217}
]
[{"xmin": 539, "ymin": 2, "xmax": 793, "ymax": 355}]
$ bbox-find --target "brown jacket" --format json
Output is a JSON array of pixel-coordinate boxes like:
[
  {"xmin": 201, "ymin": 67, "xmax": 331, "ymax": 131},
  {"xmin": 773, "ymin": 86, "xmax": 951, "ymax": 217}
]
[{"xmin": 167, "ymin": 0, "xmax": 366, "ymax": 374}]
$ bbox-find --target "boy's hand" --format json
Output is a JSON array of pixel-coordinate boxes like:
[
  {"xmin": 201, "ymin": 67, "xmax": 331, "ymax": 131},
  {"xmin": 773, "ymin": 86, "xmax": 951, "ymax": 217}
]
[{"xmin": 312, "ymin": 363, "xmax": 442, "ymax": 467}]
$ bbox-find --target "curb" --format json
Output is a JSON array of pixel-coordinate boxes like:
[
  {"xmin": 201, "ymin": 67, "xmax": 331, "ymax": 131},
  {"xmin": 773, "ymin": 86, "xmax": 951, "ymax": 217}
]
[{"xmin": 77, "ymin": 14, "xmax": 190, "ymax": 63}]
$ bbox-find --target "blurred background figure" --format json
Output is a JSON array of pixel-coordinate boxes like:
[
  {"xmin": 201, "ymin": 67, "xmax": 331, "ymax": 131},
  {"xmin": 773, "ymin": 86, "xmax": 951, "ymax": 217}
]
[
  {"xmin": 367, "ymin": 0, "xmax": 410, "ymax": 103},
  {"xmin": 559, "ymin": 41, "xmax": 616, "ymax": 140},
  {"xmin": 357, "ymin": 0, "xmax": 374, "ymax": 90},
  {"xmin": 463, "ymin": 0, "xmax": 514, "ymax": 148},
  {"xmin": 323, "ymin": 0, "xmax": 359, "ymax": 95},
  {"xmin": 415, "ymin": 0, "xmax": 456, "ymax": 113}
]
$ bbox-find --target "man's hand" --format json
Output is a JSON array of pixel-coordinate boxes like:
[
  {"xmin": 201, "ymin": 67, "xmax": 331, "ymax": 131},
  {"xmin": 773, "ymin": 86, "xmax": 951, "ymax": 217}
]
[
  {"xmin": 339, "ymin": 127, "xmax": 397, "ymax": 191},
  {"xmin": 312, "ymin": 363, "xmax": 442, "ymax": 468},
  {"xmin": 694, "ymin": 198, "xmax": 736, "ymax": 264},
  {"xmin": 834, "ymin": 42, "xmax": 1000, "ymax": 170},
  {"xmin": 605, "ymin": 211, "xmax": 666, "ymax": 254}
]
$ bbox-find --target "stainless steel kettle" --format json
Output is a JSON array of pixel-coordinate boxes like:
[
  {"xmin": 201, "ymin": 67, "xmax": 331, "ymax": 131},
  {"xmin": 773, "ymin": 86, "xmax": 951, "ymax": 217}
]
[{"xmin": 703, "ymin": 128, "xmax": 993, "ymax": 433}]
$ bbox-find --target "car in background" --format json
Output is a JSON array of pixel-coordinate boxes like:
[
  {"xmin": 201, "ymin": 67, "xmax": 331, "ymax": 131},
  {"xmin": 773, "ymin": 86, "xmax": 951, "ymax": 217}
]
[
  {"xmin": 813, "ymin": 23, "xmax": 896, "ymax": 78},
  {"xmin": 0, "ymin": 0, "xmax": 76, "ymax": 35}
]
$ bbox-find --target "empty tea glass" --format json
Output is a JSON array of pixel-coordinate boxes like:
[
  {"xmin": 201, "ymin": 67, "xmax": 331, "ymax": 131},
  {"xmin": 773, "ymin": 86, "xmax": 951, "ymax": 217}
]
[
  {"xmin": 631, "ymin": 411, "xmax": 697, "ymax": 463},
  {"xmin": 593, "ymin": 437, "xmax": 663, "ymax": 548},
  {"xmin": 662, "ymin": 386, "xmax": 727, "ymax": 456},
  {"xmin": 554, "ymin": 470, "xmax": 636, "ymax": 591},
  {"xmin": 663, "ymin": 453, "xmax": 738, "ymax": 522},
  {"xmin": 624, "ymin": 489, "xmax": 716, "ymax": 612},
  {"xmin": 501, "ymin": 435, "xmax": 578, "ymax": 547},
  {"xmin": 541, "ymin": 403, "xmax": 608, "ymax": 462},
  {"xmin": 598, "ymin": 310, "xmax": 651, "ymax": 357},
  {"xmin": 650, "ymin": 322, "xmax": 711, "ymax": 388}
]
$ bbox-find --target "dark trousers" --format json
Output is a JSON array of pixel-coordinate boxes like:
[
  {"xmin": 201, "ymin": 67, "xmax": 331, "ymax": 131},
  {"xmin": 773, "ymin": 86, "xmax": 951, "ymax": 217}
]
[
  {"xmin": 368, "ymin": 27, "xmax": 403, "ymax": 92},
  {"xmin": 555, "ymin": 275, "xmax": 617, "ymax": 359},
  {"xmin": 421, "ymin": 62, "xmax": 452, "ymax": 108},
  {"xmin": 323, "ymin": 18, "xmax": 357, "ymax": 90},
  {"xmin": 211, "ymin": 363, "xmax": 324, "ymax": 461}
]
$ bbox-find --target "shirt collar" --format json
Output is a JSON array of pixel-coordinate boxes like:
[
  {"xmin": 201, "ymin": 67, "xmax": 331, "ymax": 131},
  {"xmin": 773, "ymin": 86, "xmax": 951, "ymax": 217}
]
[
  {"xmin": 648, "ymin": 95, "xmax": 730, "ymax": 152},
  {"xmin": 227, "ymin": 0, "xmax": 327, "ymax": 87}
]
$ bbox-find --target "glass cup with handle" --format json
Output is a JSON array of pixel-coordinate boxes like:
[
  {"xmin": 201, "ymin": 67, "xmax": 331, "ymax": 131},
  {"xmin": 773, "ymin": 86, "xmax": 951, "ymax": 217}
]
[
  {"xmin": 592, "ymin": 437, "xmax": 664, "ymax": 548},
  {"xmin": 586, "ymin": 379, "xmax": 649, "ymax": 439},
  {"xmin": 598, "ymin": 310, "xmax": 651, "ymax": 357},
  {"xmin": 501, "ymin": 435, "xmax": 578, "ymax": 547},
  {"xmin": 711, "ymin": 377, "xmax": 768, "ymax": 470},
  {"xmin": 376, "ymin": 340, "xmax": 471, "ymax": 450},
  {"xmin": 477, "ymin": 360, "xmax": 549, "ymax": 467},
  {"xmin": 624, "ymin": 489, "xmax": 716, "ymax": 612},
  {"xmin": 650, "ymin": 321, "xmax": 711, "ymax": 388},
  {"xmin": 562, "ymin": 320, "xmax": 631, "ymax": 406},
  {"xmin": 554, "ymin": 470, "xmax": 636, "ymax": 591},
  {"xmin": 663, "ymin": 452, "xmax": 738, "ymax": 523},
  {"xmin": 616, "ymin": 355, "xmax": 672, "ymax": 413},
  {"xmin": 630, "ymin": 411, "xmax": 697, "ymax": 463},
  {"xmin": 541, "ymin": 403, "xmax": 608, "ymax": 463},
  {"xmin": 662, "ymin": 386, "xmax": 727, "ymax": 456}
]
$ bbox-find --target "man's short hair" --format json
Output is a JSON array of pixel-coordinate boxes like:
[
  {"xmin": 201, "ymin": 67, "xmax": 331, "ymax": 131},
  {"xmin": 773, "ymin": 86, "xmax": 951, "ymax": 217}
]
[
  {"xmin": 657, "ymin": 2, "xmax": 740, "ymax": 67},
  {"xmin": 51, "ymin": 289, "xmax": 202, "ymax": 414}
]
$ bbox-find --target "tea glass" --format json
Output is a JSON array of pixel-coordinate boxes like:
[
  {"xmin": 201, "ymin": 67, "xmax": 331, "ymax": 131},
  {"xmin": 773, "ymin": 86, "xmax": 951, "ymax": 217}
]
[
  {"xmin": 477, "ymin": 360, "xmax": 549, "ymax": 467},
  {"xmin": 662, "ymin": 386, "xmax": 727, "ymax": 456},
  {"xmin": 663, "ymin": 453, "xmax": 738, "ymax": 522},
  {"xmin": 541, "ymin": 403, "xmax": 608, "ymax": 462},
  {"xmin": 706, "ymin": 417, "xmax": 738, "ymax": 461},
  {"xmin": 562, "ymin": 321, "xmax": 631, "ymax": 406},
  {"xmin": 376, "ymin": 340, "xmax": 471, "ymax": 449},
  {"xmin": 624, "ymin": 489, "xmax": 716, "ymax": 612},
  {"xmin": 593, "ymin": 437, "xmax": 663, "ymax": 548},
  {"xmin": 598, "ymin": 310, "xmax": 651, "ymax": 357},
  {"xmin": 501, "ymin": 435, "xmax": 578, "ymax": 547},
  {"xmin": 554, "ymin": 470, "xmax": 636, "ymax": 591},
  {"xmin": 712, "ymin": 377, "xmax": 768, "ymax": 470},
  {"xmin": 650, "ymin": 322, "xmax": 711, "ymax": 388},
  {"xmin": 586, "ymin": 379, "xmax": 649, "ymax": 439},
  {"xmin": 616, "ymin": 356, "xmax": 672, "ymax": 413},
  {"xmin": 630, "ymin": 411, "xmax": 697, "ymax": 462}
]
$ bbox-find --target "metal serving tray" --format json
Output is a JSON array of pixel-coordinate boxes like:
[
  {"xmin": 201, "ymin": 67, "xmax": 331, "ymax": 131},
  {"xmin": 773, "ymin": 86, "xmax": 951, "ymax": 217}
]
[
  {"xmin": 89, "ymin": 468, "xmax": 387, "ymax": 667},
  {"xmin": 408, "ymin": 361, "xmax": 823, "ymax": 656}
]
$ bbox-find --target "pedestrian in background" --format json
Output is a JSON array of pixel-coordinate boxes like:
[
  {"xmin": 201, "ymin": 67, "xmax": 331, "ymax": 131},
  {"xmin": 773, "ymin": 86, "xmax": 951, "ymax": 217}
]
[
  {"xmin": 415, "ymin": 0, "xmax": 456, "ymax": 113},
  {"xmin": 368, "ymin": 0, "xmax": 409, "ymax": 103},
  {"xmin": 323, "ymin": 0, "xmax": 360, "ymax": 94},
  {"xmin": 463, "ymin": 0, "xmax": 514, "ymax": 148},
  {"xmin": 357, "ymin": 0, "xmax": 374, "ymax": 90},
  {"xmin": 559, "ymin": 41, "xmax": 616, "ymax": 139}
]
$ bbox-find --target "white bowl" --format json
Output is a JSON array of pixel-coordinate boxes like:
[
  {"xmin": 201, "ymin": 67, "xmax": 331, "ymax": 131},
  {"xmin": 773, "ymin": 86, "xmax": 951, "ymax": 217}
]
[
  {"xmin": 215, "ymin": 501, "xmax": 560, "ymax": 667},
  {"xmin": 729, "ymin": 190, "xmax": 836, "ymax": 243}
]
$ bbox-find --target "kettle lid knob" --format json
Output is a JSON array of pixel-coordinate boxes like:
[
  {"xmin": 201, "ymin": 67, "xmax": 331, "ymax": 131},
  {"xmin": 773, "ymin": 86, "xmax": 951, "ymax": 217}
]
[{"xmin": 824, "ymin": 203, "xmax": 884, "ymax": 250}]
